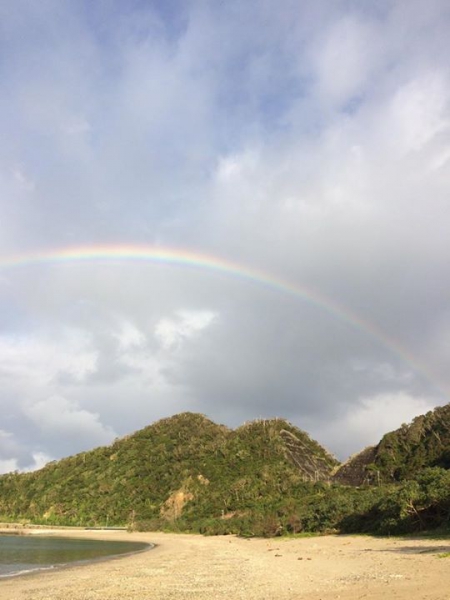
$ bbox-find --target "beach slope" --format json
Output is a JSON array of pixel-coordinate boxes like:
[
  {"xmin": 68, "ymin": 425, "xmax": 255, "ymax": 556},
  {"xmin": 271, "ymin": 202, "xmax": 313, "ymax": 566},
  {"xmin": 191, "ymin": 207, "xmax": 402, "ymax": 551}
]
[{"xmin": 1, "ymin": 530, "xmax": 449, "ymax": 599}]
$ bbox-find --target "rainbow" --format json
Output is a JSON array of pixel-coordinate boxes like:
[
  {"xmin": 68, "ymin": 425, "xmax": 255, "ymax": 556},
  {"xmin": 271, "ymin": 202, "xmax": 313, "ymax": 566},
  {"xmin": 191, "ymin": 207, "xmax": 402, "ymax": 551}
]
[{"xmin": 0, "ymin": 243, "xmax": 447, "ymax": 399}]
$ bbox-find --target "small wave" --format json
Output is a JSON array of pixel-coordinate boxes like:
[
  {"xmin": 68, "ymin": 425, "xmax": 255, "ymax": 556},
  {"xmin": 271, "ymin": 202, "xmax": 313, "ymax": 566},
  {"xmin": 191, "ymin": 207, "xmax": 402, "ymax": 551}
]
[{"xmin": 0, "ymin": 564, "xmax": 57, "ymax": 579}]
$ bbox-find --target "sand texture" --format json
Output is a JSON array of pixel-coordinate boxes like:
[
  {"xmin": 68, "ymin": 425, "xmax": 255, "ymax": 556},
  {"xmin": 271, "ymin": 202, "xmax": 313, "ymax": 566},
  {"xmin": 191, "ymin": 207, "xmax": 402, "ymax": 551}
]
[{"xmin": 1, "ymin": 530, "xmax": 449, "ymax": 599}]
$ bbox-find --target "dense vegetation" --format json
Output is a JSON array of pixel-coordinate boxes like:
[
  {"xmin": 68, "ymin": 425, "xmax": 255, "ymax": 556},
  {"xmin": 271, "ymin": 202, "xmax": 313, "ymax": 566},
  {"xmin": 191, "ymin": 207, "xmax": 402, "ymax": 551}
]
[
  {"xmin": 0, "ymin": 408, "xmax": 449, "ymax": 537},
  {"xmin": 334, "ymin": 403, "xmax": 450, "ymax": 485}
]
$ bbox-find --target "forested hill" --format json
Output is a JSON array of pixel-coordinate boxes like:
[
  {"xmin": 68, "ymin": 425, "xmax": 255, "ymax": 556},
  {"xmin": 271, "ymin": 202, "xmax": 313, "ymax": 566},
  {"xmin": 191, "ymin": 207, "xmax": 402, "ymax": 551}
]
[
  {"xmin": 0, "ymin": 413, "xmax": 337, "ymax": 530},
  {"xmin": 1, "ymin": 408, "xmax": 450, "ymax": 536},
  {"xmin": 333, "ymin": 403, "xmax": 450, "ymax": 485}
]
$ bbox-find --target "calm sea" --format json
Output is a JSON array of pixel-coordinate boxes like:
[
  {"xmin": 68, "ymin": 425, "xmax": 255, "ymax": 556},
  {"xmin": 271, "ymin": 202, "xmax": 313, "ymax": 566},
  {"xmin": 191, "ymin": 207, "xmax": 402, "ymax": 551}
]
[{"xmin": 0, "ymin": 534, "xmax": 150, "ymax": 578}]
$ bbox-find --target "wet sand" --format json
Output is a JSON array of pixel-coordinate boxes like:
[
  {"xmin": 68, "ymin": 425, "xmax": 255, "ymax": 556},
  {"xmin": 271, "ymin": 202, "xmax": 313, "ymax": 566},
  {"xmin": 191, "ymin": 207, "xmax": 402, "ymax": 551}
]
[{"xmin": 1, "ymin": 529, "xmax": 449, "ymax": 599}]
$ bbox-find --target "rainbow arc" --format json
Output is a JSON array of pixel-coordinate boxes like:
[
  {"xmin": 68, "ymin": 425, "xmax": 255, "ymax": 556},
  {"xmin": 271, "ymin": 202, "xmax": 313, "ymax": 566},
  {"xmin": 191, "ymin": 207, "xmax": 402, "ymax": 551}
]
[{"xmin": 0, "ymin": 243, "xmax": 447, "ymax": 400}]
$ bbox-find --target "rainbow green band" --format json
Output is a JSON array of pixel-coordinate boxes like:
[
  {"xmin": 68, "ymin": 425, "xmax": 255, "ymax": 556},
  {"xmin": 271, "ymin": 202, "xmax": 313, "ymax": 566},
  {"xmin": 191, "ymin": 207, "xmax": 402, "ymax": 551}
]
[{"xmin": 0, "ymin": 244, "xmax": 447, "ymax": 400}]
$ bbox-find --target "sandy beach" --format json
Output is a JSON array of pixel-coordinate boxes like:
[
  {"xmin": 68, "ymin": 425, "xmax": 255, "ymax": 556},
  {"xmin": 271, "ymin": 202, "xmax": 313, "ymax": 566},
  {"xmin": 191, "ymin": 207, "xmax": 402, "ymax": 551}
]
[{"xmin": 1, "ymin": 529, "xmax": 449, "ymax": 599}]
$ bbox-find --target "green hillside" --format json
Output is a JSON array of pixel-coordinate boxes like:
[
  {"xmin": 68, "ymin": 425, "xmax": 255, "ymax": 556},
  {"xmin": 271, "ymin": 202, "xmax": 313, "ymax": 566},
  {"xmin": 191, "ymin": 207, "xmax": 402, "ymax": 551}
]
[
  {"xmin": 1, "ymin": 408, "xmax": 449, "ymax": 537},
  {"xmin": 0, "ymin": 413, "xmax": 338, "ymax": 535},
  {"xmin": 334, "ymin": 403, "xmax": 450, "ymax": 485}
]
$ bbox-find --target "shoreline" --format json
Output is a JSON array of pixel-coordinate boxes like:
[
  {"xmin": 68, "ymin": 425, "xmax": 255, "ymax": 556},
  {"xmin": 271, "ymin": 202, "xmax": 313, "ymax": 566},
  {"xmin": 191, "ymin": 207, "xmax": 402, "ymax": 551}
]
[
  {"xmin": 0, "ymin": 528, "xmax": 449, "ymax": 599},
  {"xmin": 0, "ymin": 527, "xmax": 154, "ymax": 581}
]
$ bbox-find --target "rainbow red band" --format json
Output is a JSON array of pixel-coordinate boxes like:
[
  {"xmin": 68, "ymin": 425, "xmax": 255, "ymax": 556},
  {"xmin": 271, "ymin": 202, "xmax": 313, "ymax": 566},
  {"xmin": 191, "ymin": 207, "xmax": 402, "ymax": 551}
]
[{"xmin": 0, "ymin": 243, "xmax": 447, "ymax": 401}]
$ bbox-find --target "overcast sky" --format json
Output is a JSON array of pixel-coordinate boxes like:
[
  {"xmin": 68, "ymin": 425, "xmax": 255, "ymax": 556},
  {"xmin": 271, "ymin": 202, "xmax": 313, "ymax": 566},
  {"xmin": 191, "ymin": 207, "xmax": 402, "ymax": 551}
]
[{"xmin": 1, "ymin": 0, "xmax": 450, "ymax": 471}]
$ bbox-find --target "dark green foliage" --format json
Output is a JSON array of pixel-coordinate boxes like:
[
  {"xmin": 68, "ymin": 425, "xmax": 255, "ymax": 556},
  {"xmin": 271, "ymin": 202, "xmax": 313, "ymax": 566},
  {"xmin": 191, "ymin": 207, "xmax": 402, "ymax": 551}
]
[
  {"xmin": 338, "ymin": 468, "xmax": 450, "ymax": 535},
  {"xmin": 334, "ymin": 404, "xmax": 450, "ymax": 485},
  {"xmin": 0, "ymin": 413, "xmax": 337, "ymax": 531},
  {"xmin": 1, "ymin": 409, "xmax": 449, "ymax": 537}
]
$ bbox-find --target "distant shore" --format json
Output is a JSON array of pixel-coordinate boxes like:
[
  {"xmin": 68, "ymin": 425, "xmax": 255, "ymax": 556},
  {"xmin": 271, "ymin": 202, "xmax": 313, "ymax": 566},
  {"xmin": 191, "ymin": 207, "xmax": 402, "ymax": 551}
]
[{"xmin": 1, "ymin": 528, "xmax": 449, "ymax": 599}]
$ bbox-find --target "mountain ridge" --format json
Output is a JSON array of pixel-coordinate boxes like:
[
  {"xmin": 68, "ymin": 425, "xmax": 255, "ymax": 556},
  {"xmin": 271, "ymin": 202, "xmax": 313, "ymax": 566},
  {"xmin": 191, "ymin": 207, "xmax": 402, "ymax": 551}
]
[
  {"xmin": 1, "ymin": 405, "xmax": 449, "ymax": 536},
  {"xmin": 0, "ymin": 412, "xmax": 337, "ymax": 531},
  {"xmin": 333, "ymin": 403, "xmax": 450, "ymax": 485}
]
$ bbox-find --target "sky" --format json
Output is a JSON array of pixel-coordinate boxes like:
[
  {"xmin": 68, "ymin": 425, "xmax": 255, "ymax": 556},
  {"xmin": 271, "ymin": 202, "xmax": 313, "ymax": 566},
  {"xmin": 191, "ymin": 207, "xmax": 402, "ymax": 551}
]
[{"xmin": 1, "ymin": 0, "xmax": 450, "ymax": 471}]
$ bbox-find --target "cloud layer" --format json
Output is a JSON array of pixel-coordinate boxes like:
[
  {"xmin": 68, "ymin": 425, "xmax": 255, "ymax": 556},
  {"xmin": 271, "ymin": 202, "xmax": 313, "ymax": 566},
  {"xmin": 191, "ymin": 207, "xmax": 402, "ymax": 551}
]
[{"xmin": 1, "ymin": 0, "xmax": 450, "ymax": 470}]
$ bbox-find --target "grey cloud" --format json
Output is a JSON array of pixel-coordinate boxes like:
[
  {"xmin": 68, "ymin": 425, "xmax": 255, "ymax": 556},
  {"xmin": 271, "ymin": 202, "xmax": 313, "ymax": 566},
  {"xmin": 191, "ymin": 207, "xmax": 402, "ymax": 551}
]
[{"xmin": 1, "ymin": 1, "xmax": 450, "ymax": 467}]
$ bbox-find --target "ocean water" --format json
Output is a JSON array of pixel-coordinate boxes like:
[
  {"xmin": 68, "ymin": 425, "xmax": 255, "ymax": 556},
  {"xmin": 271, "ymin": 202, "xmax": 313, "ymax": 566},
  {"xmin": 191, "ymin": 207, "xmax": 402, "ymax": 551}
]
[{"xmin": 0, "ymin": 534, "xmax": 150, "ymax": 578}]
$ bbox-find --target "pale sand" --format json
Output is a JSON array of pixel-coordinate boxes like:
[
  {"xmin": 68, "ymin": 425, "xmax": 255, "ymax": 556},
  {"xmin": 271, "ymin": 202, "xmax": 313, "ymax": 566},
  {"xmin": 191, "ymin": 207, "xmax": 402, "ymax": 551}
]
[{"xmin": 1, "ymin": 529, "xmax": 450, "ymax": 599}]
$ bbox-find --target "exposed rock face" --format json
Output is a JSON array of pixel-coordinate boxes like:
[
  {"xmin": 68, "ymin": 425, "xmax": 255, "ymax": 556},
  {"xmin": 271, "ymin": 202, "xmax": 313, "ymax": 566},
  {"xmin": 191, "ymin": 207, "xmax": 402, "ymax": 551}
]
[
  {"xmin": 0, "ymin": 412, "xmax": 337, "ymax": 525},
  {"xmin": 280, "ymin": 429, "xmax": 337, "ymax": 481},
  {"xmin": 332, "ymin": 446, "xmax": 378, "ymax": 486},
  {"xmin": 232, "ymin": 418, "xmax": 338, "ymax": 482},
  {"xmin": 2, "ymin": 404, "xmax": 449, "ymax": 528},
  {"xmin": 333, "ymin": 403, "xmax": 450, "ymax": 485},
  {"xmin": 160, "ymin": 489, "xmax": 194, "ymax": 521}
]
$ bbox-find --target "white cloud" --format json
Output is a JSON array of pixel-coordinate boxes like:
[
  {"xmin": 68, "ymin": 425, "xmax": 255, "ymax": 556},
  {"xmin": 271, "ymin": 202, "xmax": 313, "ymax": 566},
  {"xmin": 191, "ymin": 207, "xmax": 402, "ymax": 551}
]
[
  {"xmin": 312, "ymin": 15, "xmax": 380, "ymax": 107},
  {"xmin": 0, "ymin": 459, "xmax": 18, "ymax": 475},
  {"xmin": 24, "ymin": 452, "xmax": 54, "ymax": 472},
  {"xmin": 429, "ymin": 145, "xmax": 450, "ymax": 171},
  {"xmin": 0, "ymin": 429, "xmax": 20, "ymax": 474},
  {"xmin": 0, "ymin": 0, "xmax": 449, "ymax": 464},
  {"xmin": 388, "ymin": 73, "xmax": 450, "ymax": 154},
  {"xmin": 155, "ymin": 310, "xmax": 217, "ymax": 351},
  {"xmin": 314, "ymin": 392, "xmax": 437, "ymax": 459},
  {"xmin": 216, "ymin": 150, "xmax": 259, "ymax": 183},
  {"xmin": 23, "ymin": 395, "xmax": 115, "ymax": 446},
  {"xmin": 113, "ymin": 320, "xmax": 146, "ymax": 351},
  {"xmin": 0, "ymin": 449, "xmax": 50, "ymax": 474},
  {"xmin": 0, "ymin": 330, "xmax": 97, "ymax": 386}
]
